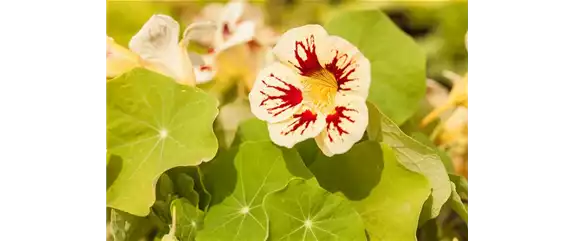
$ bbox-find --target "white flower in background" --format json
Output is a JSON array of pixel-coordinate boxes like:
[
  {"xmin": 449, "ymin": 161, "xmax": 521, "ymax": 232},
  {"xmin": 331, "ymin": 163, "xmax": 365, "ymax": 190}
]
[
  {"xmin": 106, "ymin": 14, "xmax": 216, "ymax": 86},
  {"xmin": 249, "ymin": 25, "xmax": 371, "ymax": 156},
  {"xmin": 106, "ymin": 36, "xmax": 141, "ymax": 78},
  {"xmin": 188, "ymin": 0, "xmax": 277, "ymax": 87}
]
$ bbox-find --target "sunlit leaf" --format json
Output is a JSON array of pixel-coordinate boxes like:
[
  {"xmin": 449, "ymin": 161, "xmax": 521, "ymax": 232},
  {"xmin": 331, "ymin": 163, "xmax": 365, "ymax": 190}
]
[
  {"xmin": 107, "ymin": 68, "xmax": 219, "ymax": 216},
  {"xmin": 326, "ymin": 10, "xmax": 426, "ymax": 125},
  {"xmin": 264, "ymin": 179, "xmax": 366, "ymax": 241},
  {"xmin": 234, "ymin": 118, "xmax": 270, "ymax": 144},
  {"xmin": 197, "ymin": 141, "xmax": 311, "ymax": 241},
  {"xmin": 309, "ymin": 142, "xmax": 430, "ymax": 241},
  {"xmin": 172, "ymin": 198, "xmax": 205, "ymax": 241},
  {"xmin": 411, "ymin": 132, "xmax": 455, "ymax": 174},
  {"xmin": 232, "ymin": 118, "xmax": 320, "ymax": 167},
  {"xmin": 367, "ymin": 102, "xmax": 450, "ymax": 221},
  {"xmin": 358, "ymin": 144, "xmax": 430, "ymax": 241}
]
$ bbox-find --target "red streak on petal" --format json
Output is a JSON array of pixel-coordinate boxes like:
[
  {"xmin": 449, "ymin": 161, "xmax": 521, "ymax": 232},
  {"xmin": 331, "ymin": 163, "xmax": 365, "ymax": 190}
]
[
  {"xmin": 325, "ymin": 50, "xmax": 357, "ymax": 91},
  {"xmin": 325, "ymin": 106, "xmax": 357, "ymax": 142},
  {"xmin": 259, "ymin": 74, "xmax": 303, "ymax": 117},
  {"xmin": 199, "ymin": 65, "xmax": 212, "ymax": 71},
  {"xmin": 223, "ymin": 22, "xmax": 232, "ymax": 38},
  {"xmin": 289, "ymin": 35, "xmax": 322, "ymax": 76},
  {"xmin": 282, "ymin": 110, "xmax": 317, "ymax": 135}
]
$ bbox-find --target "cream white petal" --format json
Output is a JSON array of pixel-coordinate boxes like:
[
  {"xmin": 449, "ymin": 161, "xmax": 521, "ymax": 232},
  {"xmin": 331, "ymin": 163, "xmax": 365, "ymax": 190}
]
[
  {"xmin": 216, "ymin": 21, "xmax": 256, "ymax": 52},
  {"xmin": 249, "ymin": 62, "xmax": 305, "ymax": 123},
  {"xmin": 273, "ymin": 25, "xmax": 370, "ymax": 100},
  {"xmin": 220, "ymin": 0, "xmax": 245, "ymax": 26},
  {"xmin": 320, "ymin": 36, "xmax": 371, "ymax": 99},
  {"xmin": 189, "ymin": 52, "xmax": 216, "ymax": 84},
  {"xmin": 129, "ymin": 15, "xmax": 194, "ymax": 85},
  {"xmin": 181, "ymin": 21, "xmax": 217, "ymax": 47},
  {"xmin": 268, "ymin": 105, "xmax": 326, "ymax": 148},
  {"xmin": 315, "ymin": 94, "xmax": 369, "ymax": 157},
  {"xmin": 272, "ymin": 24, "xmax": 329, "ymax": 74},
  {"xmin": 192, "ymin": 3, "xmax": 225, "ymax": 46}
]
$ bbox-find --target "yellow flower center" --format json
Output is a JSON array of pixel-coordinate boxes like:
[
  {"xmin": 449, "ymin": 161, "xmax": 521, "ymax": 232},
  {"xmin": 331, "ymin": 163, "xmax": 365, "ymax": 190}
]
[{"xmin": 301, "ymin": 68, "xmax": 338, "ymax": 113}]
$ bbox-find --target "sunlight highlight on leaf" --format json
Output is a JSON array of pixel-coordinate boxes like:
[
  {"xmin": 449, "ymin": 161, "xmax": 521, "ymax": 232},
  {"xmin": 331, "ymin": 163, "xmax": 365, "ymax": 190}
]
[
  {"xmin": 197, "ymin": 141, "xmax": 311, "ymax": 241},
  {"xmin": 106, "ymin": 68, "xmax": 219, "ymax": 216},
  {"xmin": 264, "ymin": 178, "xmax": 367, "ymax": 241},
  {"xmin": 367, "ymin": 102, "xmax": 450, "ymax": 221}
]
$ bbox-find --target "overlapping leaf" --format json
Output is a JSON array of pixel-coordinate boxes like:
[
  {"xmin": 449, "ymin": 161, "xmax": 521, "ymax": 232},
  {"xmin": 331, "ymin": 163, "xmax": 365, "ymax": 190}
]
[
  {"xmin": 367, "ymin": 102, "xmax": 450, "ymax": 221},
  {"xmin": 264, "ymin": 179, "xmax": 366, "ymax": 241},
  {"xmin": 107, "ymin": 68, "xmax": 219, "ymax": 216},
  {"xmin": 310, "ymin": 142, "xmax": 431, "ymax": 241},
  {"xmin": 172, "ymin": 198, "xmax": 205, "ymax": 241},
  {"xmin": 197, "ymin": 141, "xmax": 311, "ymax": 241}
]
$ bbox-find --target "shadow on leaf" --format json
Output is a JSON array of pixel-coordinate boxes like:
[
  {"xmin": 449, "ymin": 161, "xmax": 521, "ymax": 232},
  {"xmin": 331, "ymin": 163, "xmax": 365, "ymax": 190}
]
[
  {"xmin": 200, "ymin": 147, "xmax": 239, "ymax": 206},
  {"xmin": 309, "ymin": 141, "xmax": 384, "ymax": 200},
  {"xmin": 107, "ymin": 154, "xmax": 123, "ymax": 190}
]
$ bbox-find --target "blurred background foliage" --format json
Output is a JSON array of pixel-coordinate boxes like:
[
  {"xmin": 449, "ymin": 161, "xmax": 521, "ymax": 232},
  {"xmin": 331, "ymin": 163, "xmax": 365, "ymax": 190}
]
[
  {"xmin": 107, "ymin": 1, "xmax": 467, "ymax": 240},
  {"xmin": 107, "ymin": 0, "xmax": 467, "ymax": 86}
]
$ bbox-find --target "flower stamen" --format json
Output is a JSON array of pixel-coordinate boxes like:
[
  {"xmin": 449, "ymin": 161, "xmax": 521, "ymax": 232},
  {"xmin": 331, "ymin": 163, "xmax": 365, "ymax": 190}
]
[{"xmin": 301, "ymin": 68, "xmax": 338, "ymax": 113}]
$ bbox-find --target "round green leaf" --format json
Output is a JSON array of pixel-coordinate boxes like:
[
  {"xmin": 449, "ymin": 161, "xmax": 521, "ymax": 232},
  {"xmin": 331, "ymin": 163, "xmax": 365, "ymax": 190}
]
[
  {"xmin": 107, "ymin": 68, "xmax": 219, "ymax": 216},
  {"xmin": 325, "ymin": 10, "xmax": 426, "ymax": 125},
  {"xmin": 172, "ymin": 198, "xmax": 205, "ymax": 241},
  {"xmin": 264, "ymin": 179, "xmax": 366, "ymax": 241},
  {"xmin": 197, "ymin": 141, "xmax": 311, "ymax": 241},
  {"xmin": 367, "ymin": 102, "xmax": 450, "ymax": 221},
  {"xmin": 309, "ymin": 141, "xmax": 431, "ymax": 241}
]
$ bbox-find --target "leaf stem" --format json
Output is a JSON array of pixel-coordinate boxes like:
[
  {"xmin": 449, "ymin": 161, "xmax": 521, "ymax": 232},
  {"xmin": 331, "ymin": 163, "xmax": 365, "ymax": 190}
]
[{"xmin": 169, "ymin": 206, "xmax": 177, "ymax": 236}]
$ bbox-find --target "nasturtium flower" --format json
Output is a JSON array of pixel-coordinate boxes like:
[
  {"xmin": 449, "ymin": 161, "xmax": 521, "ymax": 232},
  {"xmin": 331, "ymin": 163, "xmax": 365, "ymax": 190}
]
[
  {"xmin": 106, "ymin": 14, "xmax": 216, "ymax": 86},
  {"xmin": 188, "ymin": 0, "xmax": 277, "ymax": 87},
  {"xmin": 249, "ymin": 25, "xmax": 371, "ymax": 156},
  {"xmin": 106, "ymin": 36, "xmax": 142, "ymax": 78},
  {"xmin": 191, "ymin": 0, "xmax": 275, "ymax": 52}
]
